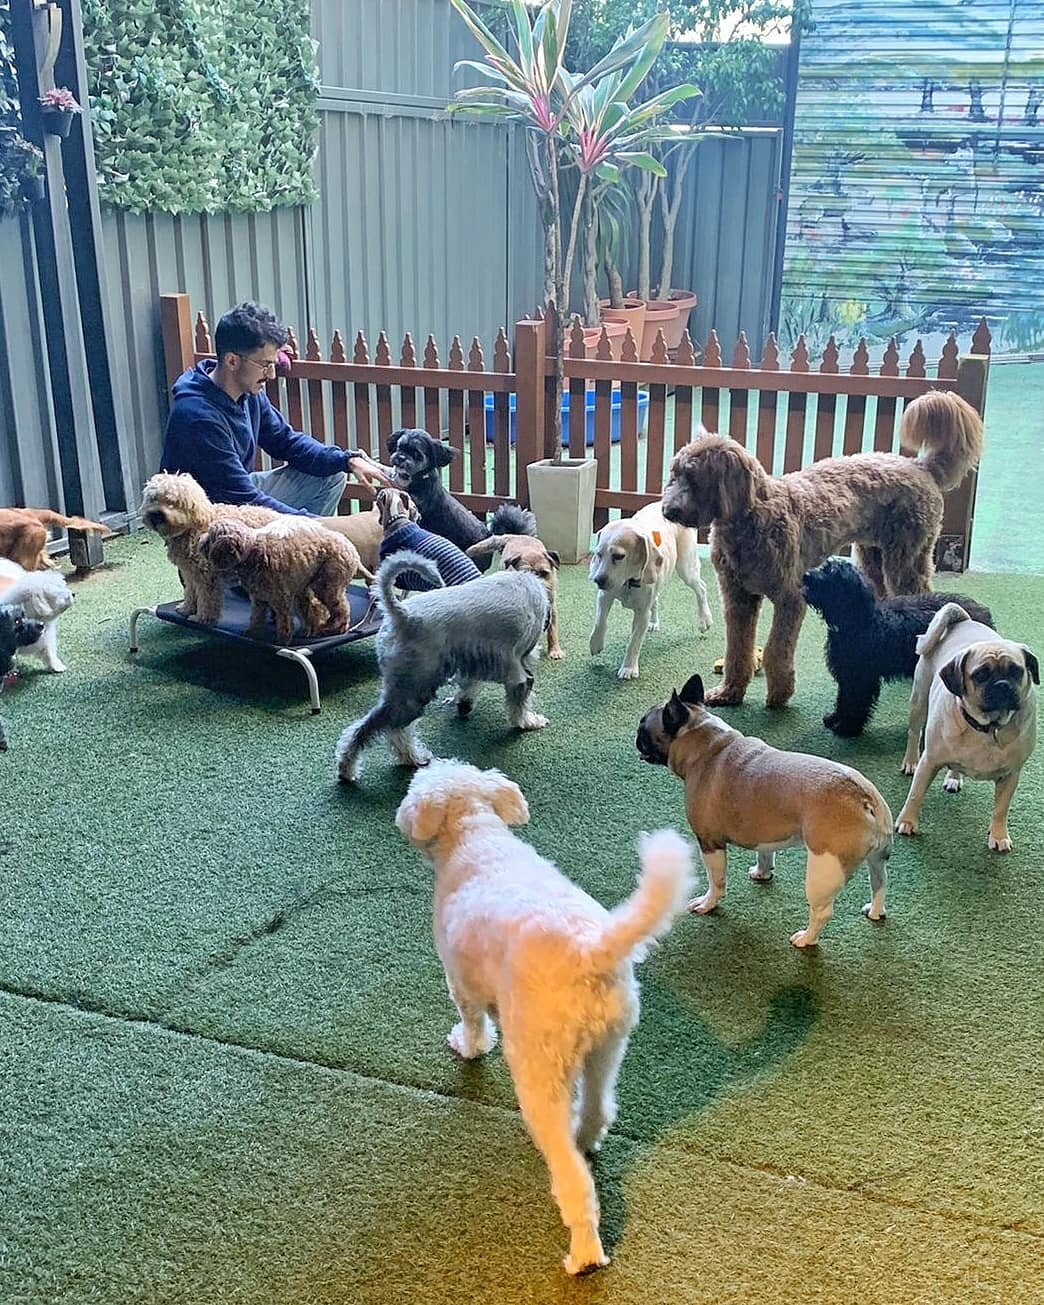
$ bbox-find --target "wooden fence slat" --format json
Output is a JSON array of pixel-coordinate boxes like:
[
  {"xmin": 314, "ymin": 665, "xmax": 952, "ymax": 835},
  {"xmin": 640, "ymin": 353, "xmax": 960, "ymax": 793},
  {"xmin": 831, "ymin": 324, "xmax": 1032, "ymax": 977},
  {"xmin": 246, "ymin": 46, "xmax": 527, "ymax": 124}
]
[
  {"xmin": 620, "ymin": 380, "xmax": 638, "ymax": 493},
  {"xmin": 755, "ymin": 391, "xmax": 777, "ymax": 469},
  {"xmin": 593, "ymin": 362, "xmax": 613, "ymax": 530},
  {"xmin": 329, "ymin": 332, "xmax": 350, "ymax": 454},
  {"xmin": 352, "ymin": 333, "xmax": 374, "ymax": 459},
  {"xmin": 493, "ymin": 328, "xmax": 511, "ymax": 499},
  {"xmin": 727, "ymin": 332, "xmax": 751, "ymax": 444},
  {"xmin": 567, "ymin": 318, "xmax": 588, "ymax": 462},
  {"xmin": 467, "ymin": 338, "xmax": 487, "ymax": 498},
  {"xmin": 783, "ymin": 393, "xmax": 807, "ymax": 472},
  {"xmin": 842, "ymin": 339, "xmax": 870, "ymax": 454},
  {"xmin": 873, "ymin": 339, "xmax": 900, "ymax": 452},
  {"xmin": 645, "ymin": 384, "xmax": 667, "ymax": 493}
]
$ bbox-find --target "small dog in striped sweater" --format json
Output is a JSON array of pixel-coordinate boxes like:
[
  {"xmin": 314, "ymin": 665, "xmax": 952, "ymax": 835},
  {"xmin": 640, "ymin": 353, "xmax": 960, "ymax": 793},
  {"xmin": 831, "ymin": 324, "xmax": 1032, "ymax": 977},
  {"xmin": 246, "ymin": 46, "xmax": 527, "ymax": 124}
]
[{"xmin": 375, "ymin": 489, "xmax": 481, "ymax": 591}]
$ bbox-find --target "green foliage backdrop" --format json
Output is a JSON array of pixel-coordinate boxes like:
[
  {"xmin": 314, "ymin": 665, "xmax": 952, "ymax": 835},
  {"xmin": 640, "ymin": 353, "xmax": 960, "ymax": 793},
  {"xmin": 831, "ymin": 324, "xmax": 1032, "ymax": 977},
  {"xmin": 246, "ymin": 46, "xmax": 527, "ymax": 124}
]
[
  {"xmin": 81, "ymin": 0, "xmax": 320, "ymax": 213},
  {"xmin": 0, "ymin": 0, "xmax": 42, "ymax": 218}
]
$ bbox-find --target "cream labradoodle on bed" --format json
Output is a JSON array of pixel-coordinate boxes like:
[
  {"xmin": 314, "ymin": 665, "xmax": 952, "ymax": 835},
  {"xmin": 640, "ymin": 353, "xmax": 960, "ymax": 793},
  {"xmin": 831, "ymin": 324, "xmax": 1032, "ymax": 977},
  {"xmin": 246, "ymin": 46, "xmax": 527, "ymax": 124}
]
[{"xmin": 661, "ymin": 390, "xmax": 983, "ymax": 708}]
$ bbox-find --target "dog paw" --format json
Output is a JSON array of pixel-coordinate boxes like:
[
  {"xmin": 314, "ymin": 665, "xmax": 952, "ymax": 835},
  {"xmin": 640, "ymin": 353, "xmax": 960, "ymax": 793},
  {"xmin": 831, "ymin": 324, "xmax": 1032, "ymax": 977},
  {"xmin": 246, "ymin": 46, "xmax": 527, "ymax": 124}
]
[
  {"xmin": 687, "ymin": 892, "xmax": 720, "ymax": 916},
  {"xmin": 943, "ymin": 771, "xmax": 964, "ymax": 794},
  {"xmin": 519, "ymin": 712, "xmax": 548, "ymax": 731},
  {"xmin": 704, "ymin": 685, "xmax": 743, "ymax": 707},
  {"xmin": 861, "ymin": 902, "xmax": 886, "ymax": 922},
  {"xmin": 617, "ymin": 664, "xmax": 640, "ymax": 680},
  {"xmin": 564, "ymin": 1239, "xmax": 609, "ymax": 1277},
  {"xmin": 447, "ymin": 1021, "xmax": 495, "ymax": 1059},
  {"xmin": 548, "ymin": 647, "xmax": 567, "ymax": 661},
  {"xmin": 988, "ymin": 831, "xmax": 1013, "ymax": 853},
  {"xmin": 789, "ymin": 928, "xmax": 819, "ymax": 949},
  {"xmin": 895, "ymin": 815, "xmax": 917, "ymax": 836},
  {"xmin": 900, "ymin": 759, "xmax": 917, "ymax": 777},
  {"xmin": 747, "ymin": 865, "xmax": 774, "ymax": 883},
  {"xmin": 47, "ymin": 660, "xmax": 67, "ymax": 674},
  {"xmin": 697, "ymin": 611, "xmax": 713, "ymax": 634}
]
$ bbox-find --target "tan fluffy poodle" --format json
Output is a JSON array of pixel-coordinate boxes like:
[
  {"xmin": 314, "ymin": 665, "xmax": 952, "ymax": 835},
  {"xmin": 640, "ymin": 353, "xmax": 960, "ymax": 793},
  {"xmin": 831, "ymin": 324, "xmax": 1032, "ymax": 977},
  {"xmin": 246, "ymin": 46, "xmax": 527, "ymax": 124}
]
[
  {"xmin": 661, "ymin": 390, "xmax": 983, "ymax": 708},
  {"xmin": 198, "ymin": 517, "xmax": 373, "ymax": 642},
  {"xmin": 139, "ymin": 472, "xmax": 282, "ymax": 623}
]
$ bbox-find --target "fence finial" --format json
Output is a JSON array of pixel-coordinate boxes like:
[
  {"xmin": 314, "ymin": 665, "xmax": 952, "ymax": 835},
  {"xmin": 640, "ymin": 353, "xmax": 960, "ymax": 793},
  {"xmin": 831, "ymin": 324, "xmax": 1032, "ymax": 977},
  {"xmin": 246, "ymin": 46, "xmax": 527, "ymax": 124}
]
[
  {"xmin": 852, "ymin": 339, "xmax": 870, "ymax": 375},
  {"xmin": 330, "ymin": 330, "xmax": 347, "ymax": 364},
  {"xmin": 353, "ymin": 331, "xmax": 369, "ymax": 365},
  {"xmin": 731, "ymin": 332, "xmax": 751, "ymax": 369},
  {"xmin": 760, "ymin": 333, "xmax": 779, "ymax": 370},
  {"xmin": 468, "ymin": 337, "xmax": 485, "ymax": 371},
  {"xmin": 938, "ymin": 332, "xmax": 959, "ymax": 380},
  {"xmin": 194, "ymin": 311, "xmax": 212, "ymax": 353},
  {"xmin": 790, "ymin": 335, "xmax": 809, "ymax": 373},
  {"xmin": 306, "ymin": 327, "xmax": 321, "ymax": 362},
  {"xmin": 595, "ymin": 326, "xmax": 613, "ymax": 361},
  {"xmin": 906, "ymin": 339, "xmax": 926, "ymax": 379},
  {"xmin": 400, "ymin": 333, "xmax": 417, "ymax": 367},
  {"xmin": 424, "ymin": 334, "xmax": 440, "ymax": 369},
  {"xmin": 621, "ymin": 327, "xmax": 638, "ymax": 363},
  {"xmin": 568, "ymin": 316, "xmax": 587, "ymax": 359},
  {"xmin": 375, "ymin": 331, "xmax": 391, "ymax": 367},
  {"xmin": 820, "ymin": 336, "xmax": 839, "ymax": 374},
  {"xmin": 650, "ymin": 329, "xmax": 669, "ymax": 365},
  {"xmin": 448, "ymin": 335, "xmax": 465, "ymax": 370},
  {"xmin": 285, "ymin": 326, "xmax": 299, "ymax": 357},
  {"xmin": 675, "ymin": 330, "xmax": 697, "ymax": 367},
  {"xmin": 880, "ymin": 338, "xmax": 899, "ymax": 377},
  {"xmin": 971, "ymin": 318, "xmax": 992, "ymax": 355},
  {"xmin": 703, "ymin": 329, "xmax": 721, "ymax": 368},
  {"xmin": 493, "ymin": 328, "xmax": 510, "ymax": 371}
]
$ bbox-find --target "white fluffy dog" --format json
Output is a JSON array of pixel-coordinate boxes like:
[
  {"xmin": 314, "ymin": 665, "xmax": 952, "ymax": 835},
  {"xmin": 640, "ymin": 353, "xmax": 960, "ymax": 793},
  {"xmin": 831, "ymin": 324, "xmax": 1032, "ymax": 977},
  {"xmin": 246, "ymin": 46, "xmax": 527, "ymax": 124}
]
[
  {"xmin": 396, "ymin": 760, "xmax": 692, "ymax": 1275},
  {"xmin": 0, "ymin": 558, "xmax": 74, "ymax": 672},
  {"xmin": 589, "ymin": 501, "xmax": 713, "ymax": 679}
]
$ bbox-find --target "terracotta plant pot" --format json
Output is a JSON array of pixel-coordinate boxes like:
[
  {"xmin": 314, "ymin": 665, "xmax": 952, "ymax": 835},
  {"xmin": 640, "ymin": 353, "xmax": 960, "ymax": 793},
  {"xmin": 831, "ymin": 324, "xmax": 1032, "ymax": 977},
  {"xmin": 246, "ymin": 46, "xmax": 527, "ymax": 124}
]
[
  {"xmin": 599, "ymin": 297, "xmax": 646, "ymax": 358},
  {"xmin": 580, "ymin": 319, "xmax": 628, "ymax": 361},
  {"xmin": 637, "ymin": 299, "xmax": 681, "ymax": 361},
  {"xmin": 654, "ymin": 289, "xmax": 698, "ymax": 351}
]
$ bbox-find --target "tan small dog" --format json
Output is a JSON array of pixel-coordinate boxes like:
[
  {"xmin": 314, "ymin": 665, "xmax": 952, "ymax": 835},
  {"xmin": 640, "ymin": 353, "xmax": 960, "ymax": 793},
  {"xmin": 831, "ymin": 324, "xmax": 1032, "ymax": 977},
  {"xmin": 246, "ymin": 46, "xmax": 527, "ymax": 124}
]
[
  {"xmin": 897, "ymin": 603, "xmax": 1038, "ymax": 851},
  {"xmin": 636, "ymin": 674, "xmax": 893, "ymax": 947},
  {"xmin": 588, "ymin": 501, "xmax": 712, "ymax": 679},
  {"xmin": 318, "ymin": 507, "xmax": 383, "ymax": 575},
  {"xmin": 140, "ymin": 472, "xmax": 281, "ymax": 623},
  {"xmin": 0, "ymin": 507, "xmax": 111, "ymax": 571},
  {"xmin": 468, "ymin": 532, "xmax": 565, "ymax": 659},
  {"xmin": 198, "ymin": 517, "xmax": 373, "ymax": 642}
]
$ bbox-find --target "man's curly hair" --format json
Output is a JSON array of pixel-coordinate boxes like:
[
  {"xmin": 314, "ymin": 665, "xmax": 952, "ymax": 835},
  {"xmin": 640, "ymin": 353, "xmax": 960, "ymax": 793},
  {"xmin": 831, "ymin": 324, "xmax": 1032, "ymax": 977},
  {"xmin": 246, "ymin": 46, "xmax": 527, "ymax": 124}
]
[{"xmin": 214, "ymin": 301, "xmax": 288, "ymax": 361}]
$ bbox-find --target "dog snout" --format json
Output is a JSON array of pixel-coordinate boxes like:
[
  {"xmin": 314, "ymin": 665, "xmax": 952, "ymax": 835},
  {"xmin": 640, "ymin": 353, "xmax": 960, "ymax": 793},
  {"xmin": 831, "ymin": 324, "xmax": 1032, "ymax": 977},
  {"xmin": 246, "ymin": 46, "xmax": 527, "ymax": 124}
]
[
  {"xmin": 984, "ymin": 680, "xmax": 1018, "ymax": 711},
  {"xmin": 593, "ymin": 574, "xmax": 609, "ymax": 590},
  {"xmin": 661, "ymin": 499, "xmax": 683, "ymax": 524}
]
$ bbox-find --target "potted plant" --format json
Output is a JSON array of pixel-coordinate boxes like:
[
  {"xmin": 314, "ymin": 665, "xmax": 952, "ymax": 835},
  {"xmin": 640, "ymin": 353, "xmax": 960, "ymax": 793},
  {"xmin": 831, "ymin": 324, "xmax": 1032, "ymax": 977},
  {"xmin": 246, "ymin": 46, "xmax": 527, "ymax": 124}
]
[
  {"xmin": 448, "ymin": 1, "xmax": 682, "ymax": 559},
  {"xmin": 38, "ymin": 86, "xmax": 81, "ymax": 138}
]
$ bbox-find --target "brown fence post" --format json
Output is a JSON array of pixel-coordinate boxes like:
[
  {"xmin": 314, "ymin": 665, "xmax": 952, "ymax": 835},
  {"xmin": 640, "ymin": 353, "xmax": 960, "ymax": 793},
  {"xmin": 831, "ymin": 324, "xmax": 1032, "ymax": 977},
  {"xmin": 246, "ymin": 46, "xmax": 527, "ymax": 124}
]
[
  {"xmin": 160, "ymin": 293, "xmax": 195, "ymax": 395},
  {"xmin": 513, "ymin": 316, "xmax": 546, "ymax": 507},
  {"xmin": 939, "ymin": 347, "xmax": 990, "ymax": 572}
]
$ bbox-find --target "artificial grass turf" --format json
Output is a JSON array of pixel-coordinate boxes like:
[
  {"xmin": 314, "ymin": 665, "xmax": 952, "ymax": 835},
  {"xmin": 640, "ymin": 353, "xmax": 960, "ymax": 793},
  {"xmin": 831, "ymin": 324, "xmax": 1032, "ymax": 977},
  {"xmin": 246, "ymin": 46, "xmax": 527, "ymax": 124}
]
[{"xmin": 1, "ymin": 533, "xmax": 1042, "ymax": 1302}]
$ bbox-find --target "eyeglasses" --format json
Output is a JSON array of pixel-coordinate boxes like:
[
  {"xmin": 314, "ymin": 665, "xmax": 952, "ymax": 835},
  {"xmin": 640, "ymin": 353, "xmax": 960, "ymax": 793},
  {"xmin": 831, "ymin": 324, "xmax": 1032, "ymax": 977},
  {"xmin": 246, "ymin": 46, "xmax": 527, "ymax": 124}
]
[{"xmin": 242, "ymin": 356, "xmax": 278, "ymax": 376}]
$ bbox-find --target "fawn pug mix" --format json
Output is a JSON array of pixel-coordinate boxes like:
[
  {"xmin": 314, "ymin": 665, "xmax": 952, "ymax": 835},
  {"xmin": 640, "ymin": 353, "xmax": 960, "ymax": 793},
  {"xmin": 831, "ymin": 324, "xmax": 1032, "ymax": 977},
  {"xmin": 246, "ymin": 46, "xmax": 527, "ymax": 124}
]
[{"xmin": 636, "ymin": 674, "xmax": 893, "ymax": 947}]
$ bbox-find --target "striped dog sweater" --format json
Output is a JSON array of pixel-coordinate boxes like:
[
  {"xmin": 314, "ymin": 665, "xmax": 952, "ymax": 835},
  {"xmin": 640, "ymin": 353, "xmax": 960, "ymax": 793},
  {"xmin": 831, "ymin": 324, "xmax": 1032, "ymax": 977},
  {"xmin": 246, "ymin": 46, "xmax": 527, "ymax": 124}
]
[{"xmin": 379, "ymin": 520, "xmax": 482, "ymax": 591}]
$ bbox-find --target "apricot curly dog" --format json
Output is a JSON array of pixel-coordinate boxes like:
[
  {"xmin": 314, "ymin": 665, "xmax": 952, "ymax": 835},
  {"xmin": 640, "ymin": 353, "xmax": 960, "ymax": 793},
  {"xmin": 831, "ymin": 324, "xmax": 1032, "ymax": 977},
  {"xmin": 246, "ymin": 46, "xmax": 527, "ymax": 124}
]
[
  {"xmin": 199, "ymin": 518, "xmax": 373, "ymax": 641},
  {"xmin": 661, "ymin": 390, "xmax": 983, "ymax": 708},
  {"xmin": 139, "ymin": 472, "xmax": 283, "ymax": 624}
]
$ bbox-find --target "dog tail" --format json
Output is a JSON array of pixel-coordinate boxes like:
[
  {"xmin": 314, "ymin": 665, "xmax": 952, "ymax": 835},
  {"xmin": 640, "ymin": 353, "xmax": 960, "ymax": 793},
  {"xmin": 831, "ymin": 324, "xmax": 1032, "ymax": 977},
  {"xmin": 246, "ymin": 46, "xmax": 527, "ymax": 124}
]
[
  {"xmin": 915, "ymin": 601, "xmax": 972, "ymax": 658},
  {"xmin": 490, "ymin": 504, "xmax": 537, "ymax": 537},
  {"xmin": 588, "ymin": 829, "xmax": 692, "ymax": 972},
  {"xmin": 898, "ymin": 391, "xmax": 983, "ymax": 492},
  {"xmin": 376, "ymin": 549, "xmax": 444, "ymax": 630},
  {"xmin": 23, "ymin": 509, "xmax": 111, "ymax": 535}
]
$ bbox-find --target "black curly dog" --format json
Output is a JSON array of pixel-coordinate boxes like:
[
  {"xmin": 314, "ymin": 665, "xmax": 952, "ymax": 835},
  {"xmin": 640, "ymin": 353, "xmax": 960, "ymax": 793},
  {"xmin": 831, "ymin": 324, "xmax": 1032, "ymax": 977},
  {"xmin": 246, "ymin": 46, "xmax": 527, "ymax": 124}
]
[
  {"xmin": 0, "ymin": 603, "xmax": 44, "ymax": 752},
  {"xmin": 386, "ymin": 428, "xmax": 535, "ymax": 567},
  {"xmin": 801, "ymin": 558, "xmax": 994, "ymax": 737}
]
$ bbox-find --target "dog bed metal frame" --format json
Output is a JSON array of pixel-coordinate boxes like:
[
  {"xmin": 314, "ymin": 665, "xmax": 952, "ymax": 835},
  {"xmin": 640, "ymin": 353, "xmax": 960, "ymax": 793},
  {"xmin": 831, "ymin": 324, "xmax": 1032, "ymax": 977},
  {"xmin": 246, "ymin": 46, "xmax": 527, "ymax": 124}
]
[{"xmin": 129, "ymin": 585, "xmax": 379, "ymax": 713}]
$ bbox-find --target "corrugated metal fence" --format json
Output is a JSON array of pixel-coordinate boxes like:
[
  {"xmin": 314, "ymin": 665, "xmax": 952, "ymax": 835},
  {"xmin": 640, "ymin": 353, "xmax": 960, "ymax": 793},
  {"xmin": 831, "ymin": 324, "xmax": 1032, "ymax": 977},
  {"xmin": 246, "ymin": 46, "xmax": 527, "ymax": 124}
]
[{"xmin": 0, "ymin": 0, "xmax": 787, "ymax": 514}]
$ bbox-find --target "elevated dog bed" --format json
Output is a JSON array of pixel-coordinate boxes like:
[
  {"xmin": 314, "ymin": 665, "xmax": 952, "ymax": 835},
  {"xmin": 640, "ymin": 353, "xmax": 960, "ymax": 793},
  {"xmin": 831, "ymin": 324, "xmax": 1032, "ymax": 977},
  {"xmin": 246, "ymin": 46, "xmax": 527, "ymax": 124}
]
[{"xmin": 129, "ymin": 585, "xmax": 379, "ymax": 713}]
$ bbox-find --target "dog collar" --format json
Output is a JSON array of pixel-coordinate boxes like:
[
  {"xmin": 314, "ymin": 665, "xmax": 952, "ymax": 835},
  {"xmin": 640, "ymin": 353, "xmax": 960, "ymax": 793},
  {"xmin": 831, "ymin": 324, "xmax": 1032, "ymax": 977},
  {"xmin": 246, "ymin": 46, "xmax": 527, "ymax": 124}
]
[
  {"xmin": 958, "ymin": 701, "xmax": 1005, "ymax": 740},
  {"xmin": 627, "ymin": 578, "xmax": 642, "ymax": 589}
]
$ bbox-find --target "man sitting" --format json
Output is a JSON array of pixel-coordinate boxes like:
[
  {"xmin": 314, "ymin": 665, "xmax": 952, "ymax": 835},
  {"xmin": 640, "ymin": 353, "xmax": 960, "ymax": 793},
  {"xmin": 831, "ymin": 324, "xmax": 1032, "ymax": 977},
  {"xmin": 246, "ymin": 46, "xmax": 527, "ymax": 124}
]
[{"xmin": 161, "ymin": 300, "xmax": 389, "ymax": 515}]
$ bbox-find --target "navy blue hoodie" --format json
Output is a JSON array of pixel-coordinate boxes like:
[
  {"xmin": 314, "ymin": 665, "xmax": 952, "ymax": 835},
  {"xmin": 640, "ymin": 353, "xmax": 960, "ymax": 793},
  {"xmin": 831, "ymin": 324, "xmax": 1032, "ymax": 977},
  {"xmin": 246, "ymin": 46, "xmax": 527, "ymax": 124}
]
[{"xmin": 160, "ymin": 361, "xmax": 358, "ymax": 514}]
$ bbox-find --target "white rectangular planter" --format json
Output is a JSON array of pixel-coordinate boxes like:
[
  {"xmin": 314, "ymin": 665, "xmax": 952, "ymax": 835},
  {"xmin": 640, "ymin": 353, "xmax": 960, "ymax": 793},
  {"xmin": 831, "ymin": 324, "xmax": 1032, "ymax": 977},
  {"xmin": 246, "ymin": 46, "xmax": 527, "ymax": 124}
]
[{"xmin": 526, "ymin": 457, "xmax": 598, "ymax": 564}]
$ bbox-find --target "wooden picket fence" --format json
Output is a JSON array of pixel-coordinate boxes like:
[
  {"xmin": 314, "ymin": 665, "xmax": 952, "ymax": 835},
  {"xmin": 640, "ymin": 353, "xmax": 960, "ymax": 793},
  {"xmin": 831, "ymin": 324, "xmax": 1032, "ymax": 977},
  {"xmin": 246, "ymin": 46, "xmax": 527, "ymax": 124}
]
[{"xmin": 160, "ymin": 293, "xmax": 992, "ymax": 570}]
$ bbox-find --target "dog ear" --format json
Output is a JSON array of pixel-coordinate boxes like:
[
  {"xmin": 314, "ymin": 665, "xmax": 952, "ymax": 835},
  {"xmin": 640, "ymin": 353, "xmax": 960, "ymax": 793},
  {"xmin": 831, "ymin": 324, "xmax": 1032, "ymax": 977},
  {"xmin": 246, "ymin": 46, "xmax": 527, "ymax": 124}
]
[
  {"xmin": 405, "ymin": 493, "xmax": 421, "ymax": 521},
  {"xmin": 434, "ymin": 441, "xmax": 456, "ymax": 467},
  {"xmin": 718, "ymin": 444, "xmax": 757, "ymax": 518},
  {"xmin": 639, "ymin": 534, "xmax": 661, "ymax": 588},
  {"xmin": 662, "ymin": 691, "xmax": 691, "ymax": 736},
  {"xmin": 466, "ymin": 537, "xmax": 506, "ymax": 562},
  {"xmin": 939, "ymin": 651, "xmax": 968, "ymax": 699},
  {"xmin": 678, "ymin": 673, "xmax": 705, "ymax": 705},
  {"xmin": 546, "ymin": 549, "xmax": 560, "ymax": 569},
  {"xmin": 485, "ymin": 771, "xmax": 529, "ymax": 827},
  {"xmin": 1021, "ymin": 647, "xmax": 1040, "ymax": 686},
  {"xmin": 395, "ymin": 788, "xmax": 446, "ymax": 844},
  {"xmin": 386, "ymin": 430, "xmax": 404, "ymax": 456}
]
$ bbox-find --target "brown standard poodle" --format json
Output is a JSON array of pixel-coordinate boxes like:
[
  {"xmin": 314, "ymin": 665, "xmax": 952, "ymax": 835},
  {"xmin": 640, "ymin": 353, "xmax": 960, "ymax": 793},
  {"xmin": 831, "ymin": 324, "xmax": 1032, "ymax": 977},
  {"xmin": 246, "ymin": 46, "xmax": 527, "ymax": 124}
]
[
  {"xmin": 661, "ymin": 390, "xmax": 983, "ymax": 708},
  {"xmin": 198, "ymin": 518, "xmax": 373, "ymax": 642}
]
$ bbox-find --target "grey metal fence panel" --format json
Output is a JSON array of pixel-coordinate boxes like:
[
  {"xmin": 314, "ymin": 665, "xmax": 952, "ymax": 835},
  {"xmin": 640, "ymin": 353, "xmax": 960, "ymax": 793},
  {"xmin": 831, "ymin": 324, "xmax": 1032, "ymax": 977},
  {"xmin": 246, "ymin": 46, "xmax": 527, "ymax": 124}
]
[{"xmin": 0, "ymin": 214, "xmax": 62, "ymax": 510}]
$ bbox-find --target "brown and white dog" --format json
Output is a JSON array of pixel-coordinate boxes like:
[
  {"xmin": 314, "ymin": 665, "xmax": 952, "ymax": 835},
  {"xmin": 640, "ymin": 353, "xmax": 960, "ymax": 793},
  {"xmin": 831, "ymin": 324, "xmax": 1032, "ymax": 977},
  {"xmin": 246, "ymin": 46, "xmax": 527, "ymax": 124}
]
[
  {"xmin": 897, "ymin": 603, "xmax": 1038, "ymax": 851},
  {"xmin": 636, "ymin": 673, "xmax": 893, "ymax": 947},
  {"xmin": 588, "ymin": 502, "xmax": 712, "ymax": 679},
  {"xmin": 318, "ymin": 506, "xmax": 383, "ymax": 575},
  {"xmin": 468, "ymin": 531, "xmax": 565, "ymax": 659}
]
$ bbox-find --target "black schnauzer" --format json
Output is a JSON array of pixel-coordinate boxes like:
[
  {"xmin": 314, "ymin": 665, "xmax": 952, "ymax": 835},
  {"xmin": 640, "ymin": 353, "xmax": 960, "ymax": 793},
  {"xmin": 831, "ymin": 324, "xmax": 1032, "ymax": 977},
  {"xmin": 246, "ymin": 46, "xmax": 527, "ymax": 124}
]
[
  {"xmin": 801, "ymin": 558, "xmax": 994, "ymax": 737},
  {"xmin": 386, "ymin": 428, "xmax": 535, "ymax": 566},
  {"xmin": 0, "ymin": 603, "xmax": 45, "ymax": 752}
]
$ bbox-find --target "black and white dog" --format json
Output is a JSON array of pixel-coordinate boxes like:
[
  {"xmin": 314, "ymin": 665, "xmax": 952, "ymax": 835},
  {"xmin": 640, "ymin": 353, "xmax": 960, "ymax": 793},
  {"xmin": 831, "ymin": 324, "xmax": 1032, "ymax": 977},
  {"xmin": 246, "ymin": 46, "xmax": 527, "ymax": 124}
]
[
  {"xmin": 386, "ymin": 428, "xmax": 536, "ymax": 565},
  {"xmin": 0, "ymin": 603, "xmax": 45, "ymax": 752},
  {"xmin": 801, "ymin": 558, "xmax": 994, "ymax": 737}
]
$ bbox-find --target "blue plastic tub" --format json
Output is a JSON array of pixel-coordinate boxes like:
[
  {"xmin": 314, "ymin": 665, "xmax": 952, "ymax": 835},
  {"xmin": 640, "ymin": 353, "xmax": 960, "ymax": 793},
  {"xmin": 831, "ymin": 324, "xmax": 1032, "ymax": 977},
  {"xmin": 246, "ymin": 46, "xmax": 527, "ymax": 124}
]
[{"xmin": 484, "ymin": 390, "xmax": 649, "ymax": 446}]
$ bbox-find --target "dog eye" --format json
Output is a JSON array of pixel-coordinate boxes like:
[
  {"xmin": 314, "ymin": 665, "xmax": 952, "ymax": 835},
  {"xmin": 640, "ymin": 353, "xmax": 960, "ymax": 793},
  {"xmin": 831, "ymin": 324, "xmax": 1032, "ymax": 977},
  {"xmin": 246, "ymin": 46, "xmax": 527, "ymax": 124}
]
[
  {"xmin": 610, "ymin": 551, "xmax": 624, "ymax": 563},
  {"xmin": 971, "ymin": 667, "xmax": 991, "ymax": 684}
]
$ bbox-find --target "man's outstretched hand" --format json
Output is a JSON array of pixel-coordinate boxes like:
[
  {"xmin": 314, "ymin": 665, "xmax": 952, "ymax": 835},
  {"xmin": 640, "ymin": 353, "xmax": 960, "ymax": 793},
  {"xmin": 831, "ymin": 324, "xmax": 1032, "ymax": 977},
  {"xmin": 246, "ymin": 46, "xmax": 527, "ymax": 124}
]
[{"xmin": 348, "ymin": 454, "xmax": 395, "ymax": 494}]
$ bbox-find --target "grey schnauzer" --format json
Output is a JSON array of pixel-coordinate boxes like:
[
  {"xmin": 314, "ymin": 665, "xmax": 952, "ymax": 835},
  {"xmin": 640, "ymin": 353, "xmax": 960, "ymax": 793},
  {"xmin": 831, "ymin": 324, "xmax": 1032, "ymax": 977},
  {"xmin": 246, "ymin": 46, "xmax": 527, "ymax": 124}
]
[{"xmin": 335, "ymin": 549, "xmax": 550, "ymax": 783}]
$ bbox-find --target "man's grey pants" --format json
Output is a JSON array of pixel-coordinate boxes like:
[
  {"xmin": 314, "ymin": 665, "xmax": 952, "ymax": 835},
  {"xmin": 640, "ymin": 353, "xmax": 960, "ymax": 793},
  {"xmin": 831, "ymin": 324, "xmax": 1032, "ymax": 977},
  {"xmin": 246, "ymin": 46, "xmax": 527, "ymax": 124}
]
[{"xmin": 249, "ymin": 465, "xmax": 347, "ymax": 516}]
